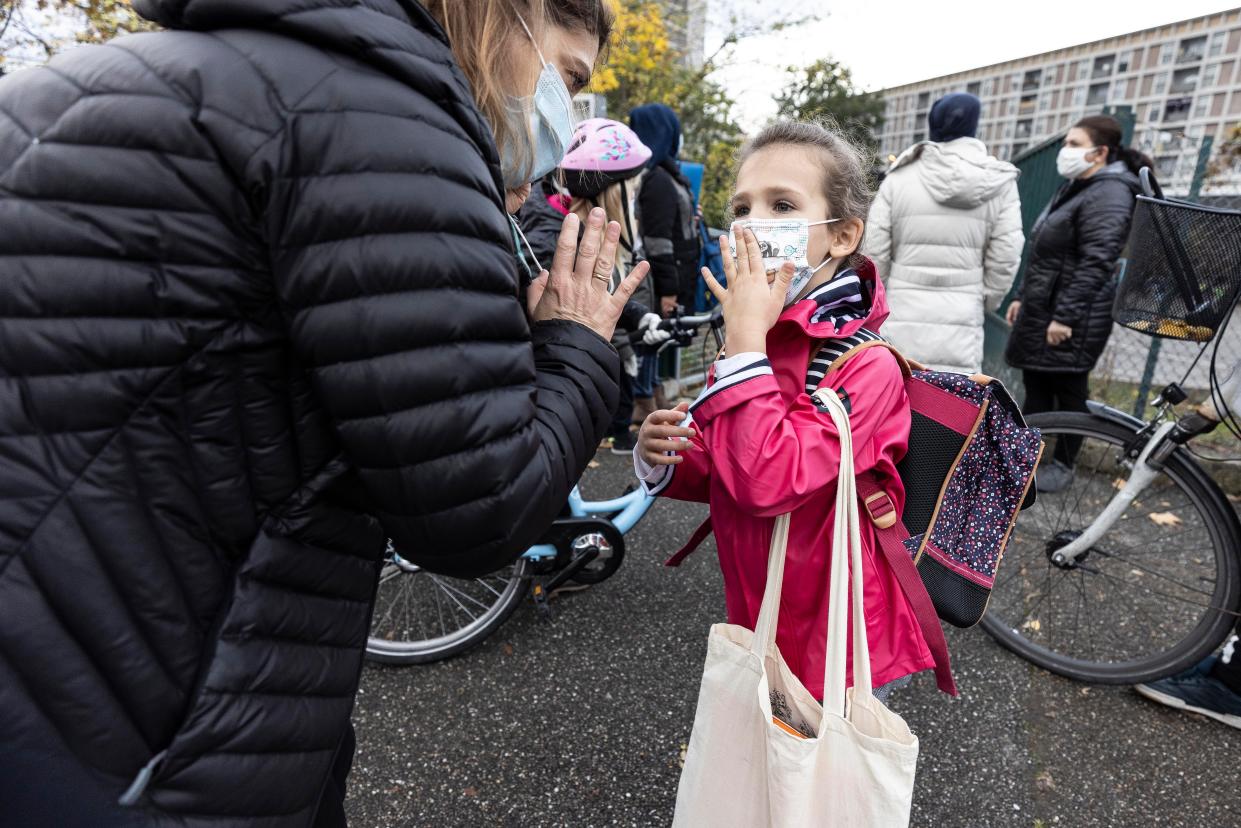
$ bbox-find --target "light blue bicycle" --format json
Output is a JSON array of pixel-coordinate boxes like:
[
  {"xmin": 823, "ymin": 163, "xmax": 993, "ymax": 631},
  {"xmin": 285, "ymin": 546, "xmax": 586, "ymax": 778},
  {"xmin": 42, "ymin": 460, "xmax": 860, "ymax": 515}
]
[{"xmin": 365, "ymin": 309, "xmax": 722, "ymax": 665}]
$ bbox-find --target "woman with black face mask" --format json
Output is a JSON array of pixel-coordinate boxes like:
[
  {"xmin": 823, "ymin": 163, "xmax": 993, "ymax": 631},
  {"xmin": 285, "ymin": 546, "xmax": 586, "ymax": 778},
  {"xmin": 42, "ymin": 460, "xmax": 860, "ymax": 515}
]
[
  {"xmin": 0, "ymin": 2, "xmax": 646, "ymax": 826},
  {"xmin": 1005, "ymin": 115, "xmax": 1150, "ymax": 493}
]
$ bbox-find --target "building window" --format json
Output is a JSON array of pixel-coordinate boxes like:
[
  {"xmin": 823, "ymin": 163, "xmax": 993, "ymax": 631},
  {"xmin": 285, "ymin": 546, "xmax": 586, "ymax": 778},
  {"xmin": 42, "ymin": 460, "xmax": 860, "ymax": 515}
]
[
  {"xmin": 1170, "ymin": 67, "xmax": 1200, "ymax": 95},
  {"xmin": 913, "ymin": 131, "xmax": 925, "ymax": 143},
  {"xmin": 1161, "ymin": 43, "xmax": 1174, "ymax": 65},
  {"xmin": 1163, "ymin": 96, "xmax": 1192, "ymax": 122},
  {"xmin": 1113, "ymin": 80, "xmax": 1126, "ymax": 100},
  {"xmin": 1023, "ymin": 68, "xmax": 1041, "ymax": 90},
  {"xmin": 1078, "ymin": 58, "xmax": 1091, "ymax": 78},
  {"xmin": 1194, "ymin": 96, "xmax": 1210, "ymax": 118},
  {"xmin": 1019, "ymin": 94, "xmax": 1037, "ymax": 115},
  {"xmin": 1040, "ymin": 90, "xmax": 1053, "ymax": 110},
  {"xmin": 966, "ymin": 80, "xmax": 981, "ymax": 96},
  {"xmin": 1015, "ymin": 119, "xmax": 1033, "ymax": 139},
  {"xmin": 1092, "ymin": 54, "xmax": 1115, "ymax": 78},
  {"xmin": 917, "ymin": 91, "xmax": 930, "ymax": 110},
  {"xmin": 1178, "ymin": 35, "xmax": 1207, "ymax": 64},
  {"xmin": 1203, "ymin": 62, "xmax": 1220, "ymax": 87},
  {"xmin": 1044, "ymin": 66, "xmax": 1058, "ymax": 85},
  {"xmin": 1118, "ymin": 50, "xmax": 1133, "ymax": 73},
  {"xmin": 1154, "ymin": 72, "xmax": 1169, "ymax": 94},
  {"xmin": 1209, "ymin": 31, "xmax": 1226, "ymax": 58},
  {"xmin": 1074, "ymin": 86, "xmax": 1087, "ymax": 106},
  {"xmin": 1087, "ymin": 82, "xmax": 1109, "ymax": 106},
  {"xmin": 1012, "ymin": 142, "xmax": 1028, "ymax": 157}
]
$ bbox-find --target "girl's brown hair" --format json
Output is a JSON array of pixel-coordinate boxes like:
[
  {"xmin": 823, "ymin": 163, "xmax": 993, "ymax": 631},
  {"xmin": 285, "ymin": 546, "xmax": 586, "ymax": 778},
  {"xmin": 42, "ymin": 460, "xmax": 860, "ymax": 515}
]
[
  {"xmin": 737, "ymin": 120, "xmax": 875, "ymax": 270},
  {"xmin": 1074, "ymin": 114, "xmax": 1155, "ymax": 176},
  {"xmin": 424, "ymin": 1, "xmax": 615, "ymax": 182}
]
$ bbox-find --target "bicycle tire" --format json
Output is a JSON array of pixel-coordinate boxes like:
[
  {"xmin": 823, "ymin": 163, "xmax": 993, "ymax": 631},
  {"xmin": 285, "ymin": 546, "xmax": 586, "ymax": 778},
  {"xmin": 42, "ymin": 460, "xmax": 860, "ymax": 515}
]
[
  {"xmin": 365, "ymin": 557, "xmax": 531, "ymax": 666},
  {"xmin": 980, "ymin": 411, "xmax": 1241, "ymax": 684}
]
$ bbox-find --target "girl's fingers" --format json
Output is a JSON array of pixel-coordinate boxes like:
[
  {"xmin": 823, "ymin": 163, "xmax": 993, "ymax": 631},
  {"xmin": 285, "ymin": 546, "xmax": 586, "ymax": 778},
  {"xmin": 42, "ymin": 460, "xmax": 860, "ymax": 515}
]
[
  {"xmin": 645, "ymin": 438, "xmax": 696, "ymax": 453},
  {"xmin": 743, "ymin": 227, "xmax": 766, "ymax": 279},
  {"xmin": 772, "ymin": 260, "xmax": 796, "ymax": 299},
  {"xmin": 718, "ymin": 234, "xmax": 737, "ymax": 282},
  {"xmin": 732, "ymin": 223, "xmax": 750, "ymax": 281},
  {"xmin": 701, "ymin": 266, "xmax": 727, "ymax": 304},
  {"xmin": 642, "ymin": 450, "xmax": 684, "ymax": 466}
]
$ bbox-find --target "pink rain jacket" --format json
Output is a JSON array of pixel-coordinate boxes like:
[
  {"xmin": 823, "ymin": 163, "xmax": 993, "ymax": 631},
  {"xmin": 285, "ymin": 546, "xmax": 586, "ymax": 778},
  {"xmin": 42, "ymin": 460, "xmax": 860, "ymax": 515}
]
[{"xmin": 645, "ymin": 260, "xmax": 934, "ymax": 699}]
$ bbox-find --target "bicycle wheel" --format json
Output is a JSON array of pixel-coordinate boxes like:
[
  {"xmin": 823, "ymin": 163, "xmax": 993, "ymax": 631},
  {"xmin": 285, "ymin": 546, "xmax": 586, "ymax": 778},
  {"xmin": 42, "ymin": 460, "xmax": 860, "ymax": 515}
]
[
  {"xmin": 366, "ymin": 542, "xmax": 531, "ymax": 665},
  {"xmin": 980, "ymin": 411, "xmax": 1241, "ymax": 684}
]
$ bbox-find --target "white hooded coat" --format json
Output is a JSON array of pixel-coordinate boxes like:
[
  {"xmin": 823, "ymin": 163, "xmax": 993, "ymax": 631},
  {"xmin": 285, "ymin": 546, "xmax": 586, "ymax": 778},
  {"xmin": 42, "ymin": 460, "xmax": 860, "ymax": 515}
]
[{"xmin": 864, "ymin": 137, "xmax": 1024, "ymax": 374}]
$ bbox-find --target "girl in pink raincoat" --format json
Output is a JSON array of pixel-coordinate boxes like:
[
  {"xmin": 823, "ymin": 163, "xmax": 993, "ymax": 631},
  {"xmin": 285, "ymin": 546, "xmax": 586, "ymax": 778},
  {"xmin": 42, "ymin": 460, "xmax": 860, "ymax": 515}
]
[{"xmin": 635, "ymin": 120, "xmax": 954, "ymax": 702}]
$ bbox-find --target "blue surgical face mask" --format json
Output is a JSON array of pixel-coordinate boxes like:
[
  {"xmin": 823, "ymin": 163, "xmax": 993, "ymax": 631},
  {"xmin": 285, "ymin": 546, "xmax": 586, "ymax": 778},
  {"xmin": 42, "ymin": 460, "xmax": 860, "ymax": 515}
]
[{"xmin": 500, "ymin": 14, "xmax": 576, "ymax": 189}]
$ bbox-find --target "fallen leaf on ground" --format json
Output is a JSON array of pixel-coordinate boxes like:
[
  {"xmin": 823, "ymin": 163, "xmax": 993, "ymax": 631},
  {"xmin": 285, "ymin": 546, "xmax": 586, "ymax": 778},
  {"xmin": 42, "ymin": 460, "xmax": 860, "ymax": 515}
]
[
  {"xmin": 1112, "ymin": 477, "xmax": 1126, "ymax": 490},
  {"xmin": 502, "ymin": 642, "xmax": 514, "ymax": 656},
  {"xmin": 1035, "ymin": 770, "xmax": 1056, "ymax": 791},
  {"xmin": 463, "ymin": 786, "xmax": 479, "ymax": 797},
  {"xmin": 1022, "ymin": 618, "xmax": 1041, "ymax": 632},
  {"xmin": 1148, "ymin": 511, "xmax": 1182, "ymax": 527},
  {"xmin": 587, "ymin": 460, "xmax": 600, "ymax": 469}
]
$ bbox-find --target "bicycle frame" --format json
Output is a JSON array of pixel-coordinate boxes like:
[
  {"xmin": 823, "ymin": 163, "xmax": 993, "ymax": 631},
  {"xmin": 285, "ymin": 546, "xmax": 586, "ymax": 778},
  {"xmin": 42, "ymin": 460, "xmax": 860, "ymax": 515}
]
[
  {"xmin": 1050, "ymin": 400, "xmax": 1182, "ymax": 566},
  {"xmin": 523, "ymin": 485, "xmax": 654, "ymax": 561}
]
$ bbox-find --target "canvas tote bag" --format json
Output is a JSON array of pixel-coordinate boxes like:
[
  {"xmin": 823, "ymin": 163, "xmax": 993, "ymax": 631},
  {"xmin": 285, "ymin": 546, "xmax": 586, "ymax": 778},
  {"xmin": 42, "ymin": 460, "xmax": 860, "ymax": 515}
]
[{"xmin": 671, "ymin": 387, "xmax": 919, "ymax": 827}]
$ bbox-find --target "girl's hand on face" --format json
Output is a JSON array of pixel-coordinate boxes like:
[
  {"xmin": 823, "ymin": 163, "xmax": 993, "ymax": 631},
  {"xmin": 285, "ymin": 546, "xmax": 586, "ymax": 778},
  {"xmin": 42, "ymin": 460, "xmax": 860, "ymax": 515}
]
[
  {"xmin": 638, "ymin": 403, "xmax": 696, "ymax": 467},
  {"xmin": 701, "ymin": 226, "xmax": 795, "ymax": 355},
  {"xmin": 530, "ymin": 208, "xmax": 651, "ymax": 341}
]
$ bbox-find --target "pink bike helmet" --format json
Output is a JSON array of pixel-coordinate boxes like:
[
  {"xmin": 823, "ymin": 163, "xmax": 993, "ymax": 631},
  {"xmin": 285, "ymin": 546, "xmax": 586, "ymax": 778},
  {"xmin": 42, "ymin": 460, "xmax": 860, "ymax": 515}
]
[{"xmin": 560, "ymin": 118, "xmax": 652, "ymax": 198}]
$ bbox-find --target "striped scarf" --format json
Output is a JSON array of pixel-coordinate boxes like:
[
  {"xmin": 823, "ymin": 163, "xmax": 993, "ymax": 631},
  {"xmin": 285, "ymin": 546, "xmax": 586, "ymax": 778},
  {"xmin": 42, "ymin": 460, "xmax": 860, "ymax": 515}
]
[{"xmin": 805, "ymin": 268, "xmax": 870, "ymax": 329}]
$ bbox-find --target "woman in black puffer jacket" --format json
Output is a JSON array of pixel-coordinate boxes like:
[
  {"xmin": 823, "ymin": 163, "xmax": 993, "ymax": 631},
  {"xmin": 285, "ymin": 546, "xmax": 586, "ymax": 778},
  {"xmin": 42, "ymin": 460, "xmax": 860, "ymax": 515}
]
[
  {"xmin": 1005, "ymin": 115, "xmax": 1146, "ymax": 492},
  {"xmin": 0, "ymin": 2, "xmax": 645, "ymax": 826}
]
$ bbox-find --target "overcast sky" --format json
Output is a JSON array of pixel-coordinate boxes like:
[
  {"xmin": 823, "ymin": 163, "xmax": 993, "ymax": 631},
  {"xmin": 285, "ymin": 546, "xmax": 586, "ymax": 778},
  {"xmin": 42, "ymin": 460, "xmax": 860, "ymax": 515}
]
[{"xmin": 707, "ymin": 1, "xmax": 1240, "ymax": 130}]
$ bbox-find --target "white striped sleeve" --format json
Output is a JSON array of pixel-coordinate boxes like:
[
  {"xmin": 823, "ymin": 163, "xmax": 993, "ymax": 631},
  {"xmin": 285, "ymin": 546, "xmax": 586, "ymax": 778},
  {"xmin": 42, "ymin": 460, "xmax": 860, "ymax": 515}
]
[
  {"xmin": 689, "ymin": 352, "xmax": 772, "ymax": 415},
  {"xmin": 633, "ymin": 449, "xmax": 675, "ymax": 495}
]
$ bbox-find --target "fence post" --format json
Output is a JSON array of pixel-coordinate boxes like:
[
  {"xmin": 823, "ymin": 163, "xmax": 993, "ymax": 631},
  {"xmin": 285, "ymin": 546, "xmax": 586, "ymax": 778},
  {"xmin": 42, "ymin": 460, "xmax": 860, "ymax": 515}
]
[
  {"xmin": 1133, "ymin": 338, "xmax": 1162, "ymax": 417},
  {"xmin": 1188, "ymin": 135, "xmax": 1215, "ymax": 201}
]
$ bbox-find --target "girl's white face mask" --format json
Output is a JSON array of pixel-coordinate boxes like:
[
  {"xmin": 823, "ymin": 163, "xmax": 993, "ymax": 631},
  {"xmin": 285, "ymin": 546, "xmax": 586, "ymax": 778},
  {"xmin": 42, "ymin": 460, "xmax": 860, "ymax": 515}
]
[{"xmin": 728, "ymin": 218, "xmax": 841, "ymax": 307}]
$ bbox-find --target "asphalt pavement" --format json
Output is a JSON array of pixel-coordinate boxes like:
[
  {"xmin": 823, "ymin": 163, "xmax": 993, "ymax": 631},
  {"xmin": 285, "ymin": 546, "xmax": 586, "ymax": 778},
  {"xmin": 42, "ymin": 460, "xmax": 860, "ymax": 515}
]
[{"xmin": 346, "ymin": 449, "xmax": 1241, "ymax": 828}]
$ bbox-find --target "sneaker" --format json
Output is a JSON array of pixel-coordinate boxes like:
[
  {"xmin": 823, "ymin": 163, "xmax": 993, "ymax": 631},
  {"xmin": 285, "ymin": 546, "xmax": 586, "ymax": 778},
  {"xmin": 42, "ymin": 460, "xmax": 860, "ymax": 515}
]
[
  {"xmin": 1036, "ymin": 459, "xmax": 1075, "ymax": 494},
  {"xmin": 610, "ymin": 430, "xmax": 637, "ymax": 455},
  {"xmin": 1135, "ymin": 657, "xmax": 1241, "ymax": 730}
]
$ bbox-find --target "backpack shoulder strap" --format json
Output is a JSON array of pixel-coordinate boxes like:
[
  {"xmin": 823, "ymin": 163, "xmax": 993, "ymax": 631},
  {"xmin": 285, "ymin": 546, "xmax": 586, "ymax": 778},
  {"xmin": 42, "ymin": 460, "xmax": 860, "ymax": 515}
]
[{"xmin": 806, "ymin": 329, "xmax": 912, "ymax": 393}]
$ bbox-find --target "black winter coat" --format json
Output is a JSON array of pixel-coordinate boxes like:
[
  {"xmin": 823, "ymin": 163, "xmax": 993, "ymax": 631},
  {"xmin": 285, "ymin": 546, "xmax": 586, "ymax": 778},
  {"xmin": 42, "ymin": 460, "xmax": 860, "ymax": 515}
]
[
  {"xmin": 1006, "ymin": 161, "xmax": 1140, "ymax": 372},
  {"xmin": 636, "ymin": 159, "xmax": 700, "ymax": 306},
  {"xmin": 0, "ymin": 1, "xmax": 619, "ymax": 825}
]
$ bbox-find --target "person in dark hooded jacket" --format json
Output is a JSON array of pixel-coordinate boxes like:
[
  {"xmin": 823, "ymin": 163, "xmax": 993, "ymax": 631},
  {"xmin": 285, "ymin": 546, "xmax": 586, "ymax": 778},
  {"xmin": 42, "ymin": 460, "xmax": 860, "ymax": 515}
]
[
  {"xmin": 629, "ymin": 103, "xmax": 700, "ymax": 419},
  {"xmin": 0, "ymin": 1, "xmax": 646, "ymax": 826},
  {"xmin": 1005, "ymin": 115, "xmax": 1146, "ymax": 492}
]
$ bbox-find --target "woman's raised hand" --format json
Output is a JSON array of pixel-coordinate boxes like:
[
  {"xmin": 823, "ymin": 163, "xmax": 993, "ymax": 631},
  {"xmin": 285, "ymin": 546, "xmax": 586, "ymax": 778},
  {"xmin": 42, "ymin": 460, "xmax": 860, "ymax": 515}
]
[
  {"xmin": 530, "ymin": 207, "xmax": 650, "ymax": 341},
  {"xmin": 700, "ymin": 225, "xmax": 794, "ymax": 355}
]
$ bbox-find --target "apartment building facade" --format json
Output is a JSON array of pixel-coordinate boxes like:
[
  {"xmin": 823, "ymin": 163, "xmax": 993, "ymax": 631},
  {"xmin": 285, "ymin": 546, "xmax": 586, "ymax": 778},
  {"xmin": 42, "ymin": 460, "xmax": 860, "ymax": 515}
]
[{"xmin": 876, "ymin": 9, "xmax": 1241, "ymax": 191}]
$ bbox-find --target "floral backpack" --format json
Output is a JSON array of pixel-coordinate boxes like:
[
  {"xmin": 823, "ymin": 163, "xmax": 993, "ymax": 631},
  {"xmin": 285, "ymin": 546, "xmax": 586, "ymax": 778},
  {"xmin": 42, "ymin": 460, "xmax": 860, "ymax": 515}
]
[{"xmin": 807, "ymin": 330, "xmax": 1043, "ymax": 632}]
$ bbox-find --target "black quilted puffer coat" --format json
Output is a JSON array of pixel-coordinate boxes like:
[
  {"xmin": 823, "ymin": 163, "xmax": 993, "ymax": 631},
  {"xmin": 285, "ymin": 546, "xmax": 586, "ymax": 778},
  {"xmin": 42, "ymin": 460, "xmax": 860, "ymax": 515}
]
[
  {"xmin": 1005, "ymin": 161, "xmax": 1140, "ymax": 372},
  {"xmin": 0, "ymin": 1, "xmax": 619, "ymax": 825}
]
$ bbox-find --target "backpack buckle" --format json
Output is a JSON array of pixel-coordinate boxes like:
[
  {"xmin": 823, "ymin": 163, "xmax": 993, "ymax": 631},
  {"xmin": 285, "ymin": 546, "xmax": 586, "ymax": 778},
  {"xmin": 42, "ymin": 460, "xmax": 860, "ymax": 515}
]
[{"xmin": 863, "ymin": 491, "xmax": 898, "ymax": 530}]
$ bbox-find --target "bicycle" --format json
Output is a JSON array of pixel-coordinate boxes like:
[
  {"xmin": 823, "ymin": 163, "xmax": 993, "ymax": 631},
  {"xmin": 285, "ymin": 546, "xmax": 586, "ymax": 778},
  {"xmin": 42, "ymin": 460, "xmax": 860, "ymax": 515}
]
[
  {"xmin": 365, "ymin": 309, "xmax": 725, "ymax": 666},
  {"xmin": 981, "ymin": 168, "xmax": 1241, "ymax": 684}
]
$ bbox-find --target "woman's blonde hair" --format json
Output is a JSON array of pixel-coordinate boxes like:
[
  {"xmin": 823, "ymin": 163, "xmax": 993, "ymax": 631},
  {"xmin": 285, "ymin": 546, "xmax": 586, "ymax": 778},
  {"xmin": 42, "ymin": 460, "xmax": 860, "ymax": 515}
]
[
  {"xmin": 424, "ymin": 1, "xmax": 615, "ymax": 184},
  {"xmin": 737, "ymin": 119, "xmax": 875, "ymax": 271}
]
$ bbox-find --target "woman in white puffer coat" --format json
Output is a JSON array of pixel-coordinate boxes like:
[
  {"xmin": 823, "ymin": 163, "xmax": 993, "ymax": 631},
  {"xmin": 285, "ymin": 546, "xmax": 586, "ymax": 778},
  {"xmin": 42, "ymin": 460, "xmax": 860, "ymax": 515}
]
[{"xmin": 865, "ymin": 93, "xmax": 1024, "ymax": 374}]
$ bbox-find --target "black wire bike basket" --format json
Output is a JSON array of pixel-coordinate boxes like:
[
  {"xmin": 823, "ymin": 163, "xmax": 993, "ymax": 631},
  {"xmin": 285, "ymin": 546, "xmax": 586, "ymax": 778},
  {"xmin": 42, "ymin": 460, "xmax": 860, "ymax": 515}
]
[{"xmin": 1113, "ymin": 169, "xmax": 1241, "ymax": 343}]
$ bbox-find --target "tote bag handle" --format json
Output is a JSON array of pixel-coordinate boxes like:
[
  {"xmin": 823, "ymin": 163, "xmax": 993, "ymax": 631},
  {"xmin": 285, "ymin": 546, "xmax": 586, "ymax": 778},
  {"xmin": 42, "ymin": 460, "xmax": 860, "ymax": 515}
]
[{"xmin": 746, "ymin": 388, "xmax": 872, "ymax": 726}]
